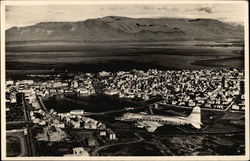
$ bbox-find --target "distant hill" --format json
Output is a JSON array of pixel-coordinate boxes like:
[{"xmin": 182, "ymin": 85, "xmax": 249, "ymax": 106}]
[{"xmin": 6, "ymin": 16, "xmax": 244, "ymax": 42}]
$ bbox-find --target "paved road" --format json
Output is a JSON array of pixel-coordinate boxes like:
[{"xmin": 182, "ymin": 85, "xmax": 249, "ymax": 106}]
[
  {"xmin": 36, "ymin": 95, "xmax": 48, "ymax": 112},
  {"xmin": 21, "ymin": 94, "xmax": 33, "ymax": 156},
  {"xmin": 91, "ymin": 133, "xmax": 144, "ymax": 156},
  {"xmin": 6, "ymin": 121, "xmax": 32, "ymax": 125},
  {"xmin": 22, "ymin": 94, "xmax": 37, "ymax": 156}
]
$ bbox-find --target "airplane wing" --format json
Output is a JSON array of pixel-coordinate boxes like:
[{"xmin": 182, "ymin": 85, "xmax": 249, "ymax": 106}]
[
  {"xmin": 137, "ymin": 121, "xmax": 163, "ymax": 132},
  {"xmin": 145, "ymin": 125, "xmax": 158, "ymax": 132}
]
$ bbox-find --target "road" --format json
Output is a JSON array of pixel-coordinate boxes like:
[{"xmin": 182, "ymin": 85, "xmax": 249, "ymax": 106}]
[
  {"xmin": 6, "ymin": 121, "xmax": 32, "ymax": 125},
  {"xmin": 36, "ymin": 94, "xmax": 48, "ymax": 112},
  {"xmin": 224, "ymin": 94, "xmax": 240, "ymax": 111},
  {"xmin": 21, "ymin": 94, "xmax": 33, "ymax": 156},
  {"xmin": 22, "ymin": 94, "xmax": 37, "ymax": 156},
  {"xmin": 6, "ymin": 121, "xmax": 33, "ymax": 130},
  {"xmin": 91, "ymin": 133, "xmax": 144, "ymax": 156}
]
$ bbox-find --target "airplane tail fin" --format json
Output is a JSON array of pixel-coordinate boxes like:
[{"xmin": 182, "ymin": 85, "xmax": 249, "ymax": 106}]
[
  {"xmin": 191, "ymin": 122, "xmax": 201, "ymax": 129},
  {"xmin": 187, "ymin": 106, "xmax": 202, "ymax": 129}
]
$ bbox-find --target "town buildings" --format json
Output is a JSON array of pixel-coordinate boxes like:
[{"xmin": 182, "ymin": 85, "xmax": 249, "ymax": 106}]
[{"xmin": 101, "ymin": 68, "xmax": 245, "ymax": 111}]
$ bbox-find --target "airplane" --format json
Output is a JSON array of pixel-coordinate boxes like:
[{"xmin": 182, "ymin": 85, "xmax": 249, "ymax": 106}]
[{"xmin": 117, "ymin": 106, "xmax": 202, "ymax": 132}]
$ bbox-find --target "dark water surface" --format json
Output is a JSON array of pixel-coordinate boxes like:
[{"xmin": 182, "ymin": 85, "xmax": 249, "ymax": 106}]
[
  {"xmin": 43, "ymin": 94, "xmax": 137, "ymax": 113},
  {"xmin": 6, "ymin": 41, "xmax": 244, "ymax": 78}
]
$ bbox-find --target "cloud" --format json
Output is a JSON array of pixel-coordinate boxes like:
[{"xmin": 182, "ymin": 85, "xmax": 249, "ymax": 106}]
[
  {"xmin": 142, "ymin": 5, "xmax": 179, "ymax": 11},
  {"xmin": 5, "ymin": 4, "xmax": 245, "ymax": 29},
  {"xmin": 155, "ymin": 6, "xmax": 179, "ymax": 11},
  {"xmin": 197, "ymin": 7, "xmax": 213, "ymax": 13}
]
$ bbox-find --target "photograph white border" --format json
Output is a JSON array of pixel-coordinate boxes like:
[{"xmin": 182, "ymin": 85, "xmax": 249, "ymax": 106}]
[{"xmin": 1, "ymin": 0, "xmax": 249, "ymax": 160}]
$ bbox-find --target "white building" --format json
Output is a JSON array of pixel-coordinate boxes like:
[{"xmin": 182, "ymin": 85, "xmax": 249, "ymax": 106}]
[{"xmin": 70, "ymin": 110, "xmax": 84, "ymax": 115}]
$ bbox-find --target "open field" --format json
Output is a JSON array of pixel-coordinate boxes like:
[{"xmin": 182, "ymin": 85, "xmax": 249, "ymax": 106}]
[
  {"xmin": 6, "ymin": 130, "xmax": 29, "ymax": 157},
  {"xmin": 6, "ymin": 136, "xmax": 21, "ymax": 157}
]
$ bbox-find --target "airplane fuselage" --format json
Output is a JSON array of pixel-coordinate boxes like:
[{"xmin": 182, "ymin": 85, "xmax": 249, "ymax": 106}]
[
  {"xmin": 119, "ymin": 106, "xmax": 202, "ymax": 132},
  {"xmin": 121, "ymin": 113, "xmax": 191, "ymax": 126}
]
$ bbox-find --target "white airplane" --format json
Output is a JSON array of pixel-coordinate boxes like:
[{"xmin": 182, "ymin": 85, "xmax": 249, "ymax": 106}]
[{"xmin": 119, "ymin": 106, "xmax": 202, "ymax": 132}]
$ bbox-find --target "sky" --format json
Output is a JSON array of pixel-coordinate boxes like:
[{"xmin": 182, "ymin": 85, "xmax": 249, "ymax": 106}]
[{"xmin": 5, "ymin": 3, "xmax": 246, "ymax": 29}]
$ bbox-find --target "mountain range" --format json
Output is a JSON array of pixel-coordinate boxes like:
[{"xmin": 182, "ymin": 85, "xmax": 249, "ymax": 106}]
[{"xmin": 6, "ymin": 16, "xmax": 244, "ymax": 42}]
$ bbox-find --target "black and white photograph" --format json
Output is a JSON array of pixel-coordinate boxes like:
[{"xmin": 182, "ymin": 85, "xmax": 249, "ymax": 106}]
[{"xmin": 1, "ymin": 0, "xmax": 249, "ymax": 160}]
